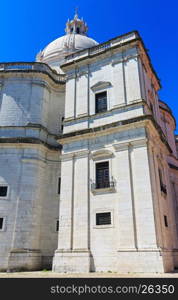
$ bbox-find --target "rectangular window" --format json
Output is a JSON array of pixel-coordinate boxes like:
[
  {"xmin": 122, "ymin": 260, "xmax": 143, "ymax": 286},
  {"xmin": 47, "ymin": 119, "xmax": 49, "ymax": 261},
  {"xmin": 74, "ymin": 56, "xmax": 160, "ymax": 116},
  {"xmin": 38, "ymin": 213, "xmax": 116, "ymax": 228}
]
[
  {"xmin": 96, "ymin": 161, "xmax": 109, "ymax": 189},
  {"xmin": 158, "ymin": 169, "xmax": 163, "ymax": 186},
  {"xmin": 96, "ymin": 212, "xmax": 111, "ymax": 225},
  {"xmin": 164, "ymin": 215, "xmax": 168, "ymax": 227},
  {"xmin": 0, "ymin": 186, "xmax": 8, "ymax": 197},
  {"xmin": 56, "ymin": 220, "xmax": 59, "ymax": 232},
  {"xmin": 58, "ymin": 178, "xmax": 61, "ymax": 194},
  {"xmin": 95, "ymin": 91, "xmax": 107, "ymax": 113},
  {"xmin": 158, "ymin": 169, "xmax": 167, "ymax": 194},
  {"xmin": 0, "ymin": 218, "xmax": 4, "ymax": 230},
  {"xmin": 61, "ymin": 116, "xmax": 64, "ymax": 132}
]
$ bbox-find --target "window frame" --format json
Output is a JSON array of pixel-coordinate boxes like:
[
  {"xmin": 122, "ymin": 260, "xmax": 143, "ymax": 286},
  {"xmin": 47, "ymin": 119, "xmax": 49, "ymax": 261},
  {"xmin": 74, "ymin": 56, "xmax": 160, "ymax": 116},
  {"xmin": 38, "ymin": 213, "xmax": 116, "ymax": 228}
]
[
  {"xmin": 56, "ymin": 219, "xmax": 59, "ymax": 232},
  {"xmin": 158, "ymin": 167, "xmax": 167, "ymax": 195},
  {"xmin": 93, "ymin": 210, "xmax": 114, "ymax": 229},
  {"xmin": 0, "ymin": 217, "xmax": 6, "ymax": 232},
  {"xmin": 57, "ymin": 177, "xmax": 61, "ymax": 195},
  {"xmin": 95, "ymin": 91, "xmax": 107, "ymax": 114},
  {"xmin": 91, "ymin": 155, "xmax": 116, "ymax": 194},
  {"xmin": 96, "ymin": 212, "xmax": 111, "ymax": 226},
  {"xmin": 95, "ymin": 161, "xmax": 110, "ymax": 189},
  {"xmin": 0, "ymin": 185, "xmax": 9, "ymax": 199},
  {"xmin": 164, "ymin": 215, "xmax": 168, "ymax": 228}
]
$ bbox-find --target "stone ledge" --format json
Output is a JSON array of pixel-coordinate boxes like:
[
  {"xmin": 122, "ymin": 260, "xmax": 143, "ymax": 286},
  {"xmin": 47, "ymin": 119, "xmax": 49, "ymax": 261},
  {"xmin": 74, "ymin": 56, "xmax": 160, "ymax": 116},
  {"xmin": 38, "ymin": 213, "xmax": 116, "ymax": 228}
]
[{"xmin": 0, "ymin": 137, "xmax": 61, "ymax": 150}]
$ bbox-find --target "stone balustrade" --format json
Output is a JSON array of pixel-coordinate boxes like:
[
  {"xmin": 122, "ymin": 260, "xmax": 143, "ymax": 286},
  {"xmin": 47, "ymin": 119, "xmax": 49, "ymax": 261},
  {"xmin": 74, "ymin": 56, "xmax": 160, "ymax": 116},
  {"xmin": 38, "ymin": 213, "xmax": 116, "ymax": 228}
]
[{"xmin": 0, "ymin": 62, "xmax": 66, "ymax": 83}]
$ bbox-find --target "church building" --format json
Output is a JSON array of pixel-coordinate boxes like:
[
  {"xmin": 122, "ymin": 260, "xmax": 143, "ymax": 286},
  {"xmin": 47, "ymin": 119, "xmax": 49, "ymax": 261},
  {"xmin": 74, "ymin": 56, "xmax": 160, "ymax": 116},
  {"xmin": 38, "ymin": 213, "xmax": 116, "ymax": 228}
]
[{"xmin": 0, "ymin": 12, "xmax": 178, "ymax": 273}]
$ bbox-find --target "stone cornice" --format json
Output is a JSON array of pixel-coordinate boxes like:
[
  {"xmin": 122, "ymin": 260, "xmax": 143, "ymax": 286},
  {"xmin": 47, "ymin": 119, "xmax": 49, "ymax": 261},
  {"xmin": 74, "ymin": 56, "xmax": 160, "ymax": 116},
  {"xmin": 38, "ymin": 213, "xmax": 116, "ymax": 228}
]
[
  {"xmin": 113, "ymin": 138, "xmax": 147, "ymax": 151},
  {"xmin": 21, "ymin": 158, "xmax": 47, "ymax": 166},
  {"xmin": 60, "ymin": 150, "xmax": 89, "ymax": 161},
  {"xmin": 64, "ymin": 100, "xmax": 145, "ymax": 123},
  {"xmin": 61, "ymin": 35, "xmax": 139, "ymax": 71},
  {"xmin": 58, "ymin": 115, "xmax": 172, "ymax": 154},
  {"xmin": 113, "ymin": 142, "xmax": 130, "ymax": 151},
  {"xmin": 0, "ymin": 123, "xmax": 60, "ymax": 140},
  {"xmin": 0, "ymin": 69, "xmax": 66, "ymax": 90},
  {"xmin": 0, "ymin": 137, "xmax": 61, "ymax": 151},
  {"xmin": 111, "ymin": 54, "xmax": 139, "ymax": 66},
  {"xmin": 61, "ymin": 30, "xmax": 160, "ymax": 90},
  {"xmin": 0, "ymin": 62, "xmax": 66, "ymax": 85}
]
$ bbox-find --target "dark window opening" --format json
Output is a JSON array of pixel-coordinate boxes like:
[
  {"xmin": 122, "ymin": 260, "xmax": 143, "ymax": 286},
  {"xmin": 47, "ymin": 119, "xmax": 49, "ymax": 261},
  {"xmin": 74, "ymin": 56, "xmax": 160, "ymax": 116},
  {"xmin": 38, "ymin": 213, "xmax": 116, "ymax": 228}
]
[
  {"xmin": 95, "ymin": 92, "xmax": 107, "ymax": 114},
  {"xmin": 164, "ymin": 215, "xmax": 168, "ymax": 227},
  {"xmin": 61, "ymin": 116, "xmax": 64, "ymax": 132},
  {"xmin": 0, "ymin": 186, "xmax": 8, "ymax": 197},
  {"xmin": 56, "ymin": 220, "xmax": 59, "ymax": 232},
  {"xmin": 76, "ymin": 27, "xmax": 80, "ymax": 34},
  {"xmin": 58, "ymin": 178, "xmax": 61, "ymax": 194},
  {"xmin": 0, "ymin": 218, "xmax": 4, "ymax": 230},
  {"xmin": 70, "ymin": 27, "xmax": 73, "ymax": 33},
  {"xmin": 158, "ymin": 169, "xmax": 167, "ymax": 194},
  {"xmin": 96, "ymin": 161, "xmax": 109, "ymax": 189},
  {"xmin": 158, "ymin": 169, "xmax": 163, "ymax": 186},
  {"xmin": 96, "ymin": 212, "xmax": 111, "ymax": 225}
]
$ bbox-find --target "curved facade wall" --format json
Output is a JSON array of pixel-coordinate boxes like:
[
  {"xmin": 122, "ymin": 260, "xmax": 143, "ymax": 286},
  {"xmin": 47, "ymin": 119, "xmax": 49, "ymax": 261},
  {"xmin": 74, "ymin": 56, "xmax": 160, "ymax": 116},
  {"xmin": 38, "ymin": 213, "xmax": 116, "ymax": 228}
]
[
  {"xmin": 0, "ymin": 144, "xmax": 60, "ymax": 271},
  {"xmin": 0, "ymin": 75, "xmax": 65, "ymax": 136},
  {"xmin": 159, "ymin": 106, "xmax": 177, "ymax": 157},
  {"xmin": 0, "ymin": 69, "xmax": 64, "ymax": 270}
]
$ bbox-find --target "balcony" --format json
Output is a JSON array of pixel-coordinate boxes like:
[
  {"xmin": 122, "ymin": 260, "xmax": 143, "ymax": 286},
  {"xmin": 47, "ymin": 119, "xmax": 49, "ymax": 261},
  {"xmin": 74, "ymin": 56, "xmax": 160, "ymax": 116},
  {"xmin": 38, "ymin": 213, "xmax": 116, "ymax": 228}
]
[
  {"xmin": 91, "ymin": 180, "xmax": 116, "ymax": 194},
  {"xmin": 0, "ymin": 62, "xmax": 66, "ymax": 83}
]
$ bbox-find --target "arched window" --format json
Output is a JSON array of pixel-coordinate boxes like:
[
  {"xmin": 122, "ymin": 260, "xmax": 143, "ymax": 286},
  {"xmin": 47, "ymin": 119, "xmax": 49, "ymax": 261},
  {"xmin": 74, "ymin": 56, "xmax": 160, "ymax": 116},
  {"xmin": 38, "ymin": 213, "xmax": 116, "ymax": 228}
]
[
  {"xmin": 76, "ymin": 27, "xmax": 80, "ymax": 34},
  {"xmin": 70, "ymin": 27, "xmax": 73, "ymax": 33}
]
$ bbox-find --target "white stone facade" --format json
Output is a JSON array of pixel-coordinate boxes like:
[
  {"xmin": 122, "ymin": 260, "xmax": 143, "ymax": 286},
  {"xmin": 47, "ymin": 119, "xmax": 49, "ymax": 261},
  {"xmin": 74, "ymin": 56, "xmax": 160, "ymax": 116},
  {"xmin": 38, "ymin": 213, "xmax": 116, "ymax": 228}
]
[{"xmin": 0, "ymin": 14, "xmax": 178, "ymax": 272}]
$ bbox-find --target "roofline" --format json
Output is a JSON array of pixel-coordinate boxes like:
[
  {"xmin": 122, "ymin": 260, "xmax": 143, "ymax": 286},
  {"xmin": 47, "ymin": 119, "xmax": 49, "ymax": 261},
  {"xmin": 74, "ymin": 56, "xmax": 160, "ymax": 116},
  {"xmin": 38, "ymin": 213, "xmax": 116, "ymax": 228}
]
[
  {"xmin": 0, "ymin": 62, "xmax": 66, "ymax": 84},
  {"xmin": 159, "ymin": 99, "xmax": 176, "ymax": 128},
  {"xmin": 61, "ymin": 30, "xmax": 161, "ymax": 88}
]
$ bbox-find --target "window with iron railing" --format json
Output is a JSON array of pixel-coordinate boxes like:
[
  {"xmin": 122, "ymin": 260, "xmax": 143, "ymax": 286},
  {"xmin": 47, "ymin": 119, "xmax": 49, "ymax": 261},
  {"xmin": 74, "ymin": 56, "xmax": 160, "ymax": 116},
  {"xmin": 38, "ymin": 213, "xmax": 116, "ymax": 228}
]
[{"xmin": 96, "ymin": 161, "xmax": 109, "ymax": 189}]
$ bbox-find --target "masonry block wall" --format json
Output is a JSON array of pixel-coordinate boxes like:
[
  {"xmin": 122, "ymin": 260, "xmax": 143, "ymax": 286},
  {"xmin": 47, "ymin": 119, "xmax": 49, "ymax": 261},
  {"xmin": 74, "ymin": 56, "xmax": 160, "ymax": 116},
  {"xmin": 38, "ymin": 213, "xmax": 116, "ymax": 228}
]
[
  {"xmin": 0, "ymin": 71, "xmax": 64, "ymax": 271},
  {"xmin": 53, "ymin": 31, "xmax": 178, "ymax": 273}
]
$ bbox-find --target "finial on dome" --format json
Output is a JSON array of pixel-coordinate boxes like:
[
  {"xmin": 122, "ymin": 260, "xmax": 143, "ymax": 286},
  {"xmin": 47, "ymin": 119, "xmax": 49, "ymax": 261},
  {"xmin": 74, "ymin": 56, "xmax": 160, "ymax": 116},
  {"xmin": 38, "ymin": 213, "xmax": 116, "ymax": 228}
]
[
  {"xmin": 65, "ymin": 9, "xmax": 88, "ymax": 35},
  {"xmin": 74, "ymin": 7, "xmax": 79, "ymax": 19}
]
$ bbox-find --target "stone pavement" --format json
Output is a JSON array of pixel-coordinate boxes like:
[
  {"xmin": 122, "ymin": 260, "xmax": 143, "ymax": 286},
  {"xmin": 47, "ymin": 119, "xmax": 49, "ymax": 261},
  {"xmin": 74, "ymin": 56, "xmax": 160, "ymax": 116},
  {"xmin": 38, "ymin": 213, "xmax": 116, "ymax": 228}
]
[{"xmin": 0, "ymin": 271, "xmax": 178, "ymax": 278}]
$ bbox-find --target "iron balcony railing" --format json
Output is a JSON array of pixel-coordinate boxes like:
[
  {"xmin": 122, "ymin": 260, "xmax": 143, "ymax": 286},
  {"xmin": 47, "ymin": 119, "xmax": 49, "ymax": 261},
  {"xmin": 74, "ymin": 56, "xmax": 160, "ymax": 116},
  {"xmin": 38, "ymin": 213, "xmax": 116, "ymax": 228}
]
[
  {"xmin": 91, "ymin": 180, "xmax": 115, "ymax": 190},
  {"xmin": 0, "ymin": 62, "xmax": 66, "ymax": 83}
]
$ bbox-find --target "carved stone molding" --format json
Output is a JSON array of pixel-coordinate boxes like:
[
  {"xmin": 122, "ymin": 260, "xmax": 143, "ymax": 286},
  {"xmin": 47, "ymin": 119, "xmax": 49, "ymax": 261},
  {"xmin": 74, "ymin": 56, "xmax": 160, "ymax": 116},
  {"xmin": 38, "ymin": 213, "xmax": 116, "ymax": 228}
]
[
  {"xmin": 131, "ymin": 138, "xmax": 147, "ymax": 148},
  {"xmin": 90, "ymin": 149, "xmax": 113, "ymax": 160},
  {"xmin": 113, "ymin": 142, "xmax": 130, "ymax": 151},
  {"xmin": 90, "ymin": 81, "xmax": 112, "ymax": 91}
]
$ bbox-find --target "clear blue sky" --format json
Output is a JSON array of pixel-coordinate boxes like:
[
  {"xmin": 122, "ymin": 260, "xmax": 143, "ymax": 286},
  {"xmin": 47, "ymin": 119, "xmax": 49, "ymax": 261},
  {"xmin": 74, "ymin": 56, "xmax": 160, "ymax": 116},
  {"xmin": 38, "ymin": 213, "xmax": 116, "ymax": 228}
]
[{"xmin": 1, "ymin": 0, "xmax": 178, "ymax": 131}]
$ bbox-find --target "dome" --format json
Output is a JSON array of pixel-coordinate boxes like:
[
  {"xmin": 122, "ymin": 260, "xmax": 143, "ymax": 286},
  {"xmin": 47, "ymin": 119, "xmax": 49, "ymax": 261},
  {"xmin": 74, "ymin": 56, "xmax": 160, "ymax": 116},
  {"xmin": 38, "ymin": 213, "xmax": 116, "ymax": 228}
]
[
  {"xmin": 36, "ymin": 11, "xmax": 98, "ymax": 72},
  {"xmin": 40, "ymin": 34, "xmax": 98, "ymax": 61}
]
